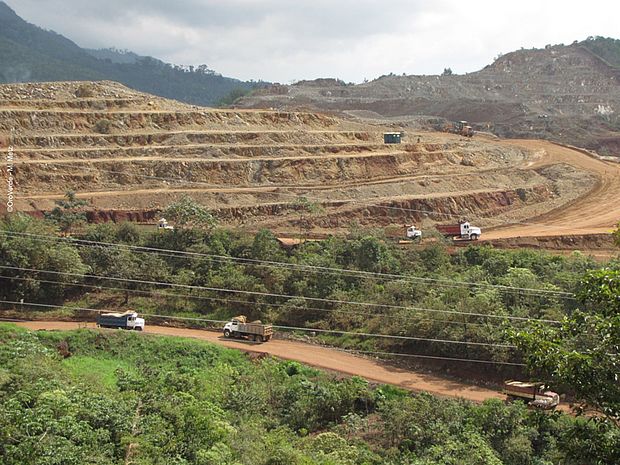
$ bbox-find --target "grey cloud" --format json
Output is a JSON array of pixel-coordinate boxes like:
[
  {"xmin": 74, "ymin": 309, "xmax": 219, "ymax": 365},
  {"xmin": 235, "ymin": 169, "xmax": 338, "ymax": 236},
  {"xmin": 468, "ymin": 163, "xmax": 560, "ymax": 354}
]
[{"xmin": 5, "ymin": 0, "xmax": 620, "ymax": 83}]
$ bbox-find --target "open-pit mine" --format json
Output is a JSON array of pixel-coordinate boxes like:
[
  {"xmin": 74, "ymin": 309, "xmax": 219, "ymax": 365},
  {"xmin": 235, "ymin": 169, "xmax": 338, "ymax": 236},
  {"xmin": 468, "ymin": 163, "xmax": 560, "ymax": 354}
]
[{"xmin": 1, "ymin": 81, "xmax": 619, "ymax": 250}]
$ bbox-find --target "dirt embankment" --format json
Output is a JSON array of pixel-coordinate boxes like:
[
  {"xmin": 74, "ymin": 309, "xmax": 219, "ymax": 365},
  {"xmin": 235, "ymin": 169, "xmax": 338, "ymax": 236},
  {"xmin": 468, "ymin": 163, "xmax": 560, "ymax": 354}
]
[{"xmin": 1, "ymin": 81, "xmax": 616, "ymax": 245}]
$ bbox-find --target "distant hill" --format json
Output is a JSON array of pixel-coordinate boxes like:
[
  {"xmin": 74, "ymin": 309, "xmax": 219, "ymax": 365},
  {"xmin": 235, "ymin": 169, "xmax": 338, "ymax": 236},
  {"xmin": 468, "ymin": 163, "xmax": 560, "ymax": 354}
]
[
  {"xmin": 238, "ymin": 38, "xmax": 620, "ymax": 156},
  {"xmin": 0, "ymin": 1, "xmax": 261, "ymax": 106},
  {"xmin": 581, "ymin": 36, "xmax": 620, "ymax": 69},
  {"xmin": 84, "ymin": 48, "xmax": 142, "ymax": 65}
]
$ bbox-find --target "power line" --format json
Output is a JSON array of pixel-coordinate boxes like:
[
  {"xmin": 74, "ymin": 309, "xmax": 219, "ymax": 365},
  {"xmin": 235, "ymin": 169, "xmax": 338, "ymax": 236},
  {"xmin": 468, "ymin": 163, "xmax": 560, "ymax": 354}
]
[
  {"xmin": 0, "ymin": 274, "xmax": 508, "ymax": 329},
  {"xmin": 336, "ymin": 348, "xmax": 525, "ymax": 366},
  {"xmin": 270, "ymin": 323, "xmax": 515, "ymax": 348},
  {"xmin": 0, "ymin": 315, "xmax": 522, "ymax": 367},
  {"xmin": 0, "ymin": 299, "xmax": 516, "ymax": 348},
  {"xmin": 1, "ymin": 230, "xmax": 576, "ymax": 300},
  {"xmin": 0, "ymin": 264, "xmax": 561, "ymax": 324}
]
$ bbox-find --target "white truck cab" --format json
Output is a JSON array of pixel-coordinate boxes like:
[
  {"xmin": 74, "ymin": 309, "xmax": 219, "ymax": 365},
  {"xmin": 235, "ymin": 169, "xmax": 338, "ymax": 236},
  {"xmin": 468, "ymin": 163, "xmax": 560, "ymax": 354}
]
[
  {"xmin": 406, "ymin": 225, "xmax": 422, "ymax": 239},
  {"xmin": 460, "ymin": 222, "xmax": 481, "ymax": 240},
  {"xmin": 223, "ymin": 319, "xmax": 240, "ymax": 336},
  {"xmin": 127, "ymin": 314, "xmax": 146, "ymax": 330}
]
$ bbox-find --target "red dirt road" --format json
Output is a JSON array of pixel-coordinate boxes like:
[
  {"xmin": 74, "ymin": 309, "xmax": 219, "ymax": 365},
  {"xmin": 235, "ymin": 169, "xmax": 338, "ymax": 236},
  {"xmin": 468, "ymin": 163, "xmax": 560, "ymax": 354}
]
[
  {"xmin": 486, "ymin": 140, "xmax": 620, "ymax": 239},
  {"xmin": 14, "ymin": 320, "xmax": 504, "ymax": 403}
]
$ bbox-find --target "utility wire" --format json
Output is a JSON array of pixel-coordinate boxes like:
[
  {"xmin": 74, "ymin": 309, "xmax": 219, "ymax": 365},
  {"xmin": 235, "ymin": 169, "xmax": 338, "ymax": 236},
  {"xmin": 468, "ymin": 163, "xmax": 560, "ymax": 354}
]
[
  {"xmin": 0, "ymin": 274, "xmax": 508, "ymax": 329},
  {"xmin": 0, "ymin": 264, "xmax": 562, "ymax": 324},
  {"xmin": 1, "ymin": 230, "xmax": 576, "ymax": 300},
  {"xmin": 0, "ymin": 299, "xmax": 517, "ymax": 349},
  {"xmin": 336, "ymin": 348, "xmax": 525, "ymax": 366}
]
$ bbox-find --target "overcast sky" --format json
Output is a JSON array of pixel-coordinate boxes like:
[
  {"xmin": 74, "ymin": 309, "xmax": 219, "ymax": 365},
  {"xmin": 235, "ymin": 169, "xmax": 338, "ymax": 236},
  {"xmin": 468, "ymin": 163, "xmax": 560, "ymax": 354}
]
[{"xmin": 6, "ymin": 0, "xmax": 620, "ymax": 83}]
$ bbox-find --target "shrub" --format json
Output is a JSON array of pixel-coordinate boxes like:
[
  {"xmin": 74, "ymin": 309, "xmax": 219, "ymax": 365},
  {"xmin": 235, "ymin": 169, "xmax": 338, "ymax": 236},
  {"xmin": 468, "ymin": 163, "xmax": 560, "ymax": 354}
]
[
  {"xmin": 75, "ymin": 83, "xmax": 95, "ymax": 98},
  {"xmin": 94, "ymin": 118, "xmax": 113, "ymax": 134}
]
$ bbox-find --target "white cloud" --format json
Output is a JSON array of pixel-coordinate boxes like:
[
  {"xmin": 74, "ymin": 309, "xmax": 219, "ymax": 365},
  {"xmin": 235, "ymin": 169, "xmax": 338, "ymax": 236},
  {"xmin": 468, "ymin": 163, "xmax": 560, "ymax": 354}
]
[{"xmin": 5, "ymin": 0, "xmax": 620, "ymax": 82}]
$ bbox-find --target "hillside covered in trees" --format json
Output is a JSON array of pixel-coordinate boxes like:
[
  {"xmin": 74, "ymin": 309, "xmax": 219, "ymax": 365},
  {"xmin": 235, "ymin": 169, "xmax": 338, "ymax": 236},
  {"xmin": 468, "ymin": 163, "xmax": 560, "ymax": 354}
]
[
  {"xmin": 1, "ymin": 207, "xmax": 619, "ymax": 463},
  {"xmin": 1, "ymin": 324, "xmax": 618, "ymax": 465},
  {"xmin": 0, "ymin": 2, "xmax": 260, "ymax": 106}
]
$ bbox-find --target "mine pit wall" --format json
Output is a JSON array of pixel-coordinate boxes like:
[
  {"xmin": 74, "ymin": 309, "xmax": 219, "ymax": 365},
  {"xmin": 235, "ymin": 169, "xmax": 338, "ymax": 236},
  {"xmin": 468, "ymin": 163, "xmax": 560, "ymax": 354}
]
[
  {"xmin": 14, "ymin": 142, "xmax": 393, "ymax": 162},
  {"xmin": 0, "ymin": 98, "xmax": 146, "ymax": 111},
  {"xmin": 201, "ymin": 185, "xmax": 555, "ymax": 228},
  {"xmin": 0, "ymin": 109, "xmax": 342, "ymax": 133},
  {"xmin": 11, "ymin": 151, "xmax": 461, "ymax": 192},
  {"xmin": 15, "ymin": 185, "xmax": 555, "ymax": 233},
  {"xmin": 12, "ymin": 130, "xmax": 373, "ymax": 148},
  {"xmin": 10, "ymin": 141, "xmax": 532, "ymax": 195}
]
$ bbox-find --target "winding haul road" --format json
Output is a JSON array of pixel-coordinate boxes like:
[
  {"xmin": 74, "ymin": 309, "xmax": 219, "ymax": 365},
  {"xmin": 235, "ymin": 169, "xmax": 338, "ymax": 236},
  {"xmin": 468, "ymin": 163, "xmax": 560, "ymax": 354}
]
[
  {"xmin": 6, "ymin": 139, "xmax": 616, "ymax": 407},
  {"xmin": 485, "ymin": 139, "xmax": 620, "ymax": 239},
  {"xmin": 14, "ymin": 320, "xmax": 505, "ymax": 403}
]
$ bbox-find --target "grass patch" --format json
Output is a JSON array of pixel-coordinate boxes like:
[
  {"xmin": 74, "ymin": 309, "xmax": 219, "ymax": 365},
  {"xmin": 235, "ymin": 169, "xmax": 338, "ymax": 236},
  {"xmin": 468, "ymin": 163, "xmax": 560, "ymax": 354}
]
[{"xmin": 63, "ymin": 355, "xmax": 132, "ymax": 391}]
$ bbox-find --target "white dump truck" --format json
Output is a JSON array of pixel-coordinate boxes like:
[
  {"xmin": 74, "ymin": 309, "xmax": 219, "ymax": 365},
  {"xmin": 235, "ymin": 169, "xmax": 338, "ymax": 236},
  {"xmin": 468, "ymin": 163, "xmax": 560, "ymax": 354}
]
[
  {"xmin": 503, "ymin": 380, "xmax": 560, "ymax": 410},
  {"xmin": 158, "ymin": 218, "xmax": 174, "ymax": 230},
  {"xmin": 223, "ymin": 315, "xmax": 273, "ymax": 342},
  {"xmin": 405, "ymin": 225, "xmax": 422, "ymax": 239},
  {"xmin": 436, "ymin": 221, "xmax": 481, "ymax": 240},
  {"xmin": 97, "ymin": 311, "xmax": 145, "ymax": 331}
]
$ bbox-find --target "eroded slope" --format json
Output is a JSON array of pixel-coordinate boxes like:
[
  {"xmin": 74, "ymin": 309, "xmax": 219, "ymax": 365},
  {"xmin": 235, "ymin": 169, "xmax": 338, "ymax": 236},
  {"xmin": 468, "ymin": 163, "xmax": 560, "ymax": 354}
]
[{"xmin": 0, "ymin": 81, "xmax": 601, "ymax": 236}]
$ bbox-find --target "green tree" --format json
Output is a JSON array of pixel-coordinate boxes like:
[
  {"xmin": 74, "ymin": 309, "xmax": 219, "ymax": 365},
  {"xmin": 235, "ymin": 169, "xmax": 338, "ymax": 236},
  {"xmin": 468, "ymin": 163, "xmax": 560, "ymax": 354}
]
[
  {"xmin": 44, "ymin": 190, "xmax": 89, "ymax": 234},
  {"xmin": 0, "ymin": 214, "xmax": 87, "ymax": 303},
  {"xmin": 512, "ymin": 269, "xmax": 620, "ymax": 425},
  {"xmin": 614, "ymin": 222, "xmax": 620, "ymax": 248},
  {"xmin": 294, "ymin": 197, "xmax": 323, "ymax": 242},
  {"xmin": 82, "ymin": 246, "xmax": 170, "ymax": 304},
  {"xmin": 162, "ymin": 195, "xmax": 217, "ymax": 230}
]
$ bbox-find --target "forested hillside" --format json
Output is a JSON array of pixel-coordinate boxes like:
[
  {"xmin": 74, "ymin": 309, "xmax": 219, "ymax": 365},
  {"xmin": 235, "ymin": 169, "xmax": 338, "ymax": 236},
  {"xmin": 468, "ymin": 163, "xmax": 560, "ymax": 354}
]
[
  {"xmin": 1, "ymin": 211, "xmax": 618, "ymax": 375},
  {"xmin": 581, "ymin": 36, "xmax": 620, "ymax": 69},
  {"xmin": 1, "ymin": 324, "xmax": 618, "ymax": 465},
  {"xmin": 0, "ymin": 2, "xmax": 259, "ymax": 105}
]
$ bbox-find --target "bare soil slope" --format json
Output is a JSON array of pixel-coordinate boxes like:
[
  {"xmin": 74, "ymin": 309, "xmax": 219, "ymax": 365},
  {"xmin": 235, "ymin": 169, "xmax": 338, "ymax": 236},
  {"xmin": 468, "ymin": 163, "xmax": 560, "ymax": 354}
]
[
  {"xmin": 238, "ymin": 42, "xmax": 620, "ymax": 157},
  {"xmin": 0, "ymin": 81, "xmax": 616, "ymax": 243},
  {"xmin": 485, "ymin": 140, "xmax": 620, "ymax": 238}
]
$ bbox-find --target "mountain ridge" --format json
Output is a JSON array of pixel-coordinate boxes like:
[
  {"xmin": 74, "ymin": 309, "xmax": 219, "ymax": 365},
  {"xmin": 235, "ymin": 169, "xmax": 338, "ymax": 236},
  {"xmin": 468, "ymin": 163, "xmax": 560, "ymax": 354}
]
[
  {"xmin": 0, "ymin": 1, "xmax": 260, "ymax": 106},
  {"xmin": 237, "ymin": 38, "xmax": 620, "ymax": 156}
]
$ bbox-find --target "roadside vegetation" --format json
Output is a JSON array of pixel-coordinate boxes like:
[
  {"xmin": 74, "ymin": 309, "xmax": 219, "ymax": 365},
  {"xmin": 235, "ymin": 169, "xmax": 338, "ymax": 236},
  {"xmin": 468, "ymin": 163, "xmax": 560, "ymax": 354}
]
[
  {"xmin": 1, "ymin": 213, "xmax": 614, "ymax": 368},
  {"xmin": 1, "ymin": 213, "xmax": 619, "ymax": 463},
  {"xmin": 1, "ymin": 324, "xmax": 618, "ymax": 465}
]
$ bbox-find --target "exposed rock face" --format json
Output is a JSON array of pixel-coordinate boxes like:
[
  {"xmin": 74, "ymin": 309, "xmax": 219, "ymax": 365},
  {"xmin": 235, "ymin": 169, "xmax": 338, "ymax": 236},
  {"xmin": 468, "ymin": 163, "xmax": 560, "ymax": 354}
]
[
  {"xmin": 237, "ymin": 43, "xmax": 620, "ymax": 157},
  {"xmin": 0, "ymin": 81, "xmax": 597, "ymax": 235}
]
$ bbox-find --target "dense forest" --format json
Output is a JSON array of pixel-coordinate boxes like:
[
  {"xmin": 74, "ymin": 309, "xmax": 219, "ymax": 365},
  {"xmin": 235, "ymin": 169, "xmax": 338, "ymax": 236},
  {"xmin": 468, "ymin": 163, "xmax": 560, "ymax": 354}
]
[
  {"xmin": 1, "ymin": 198, "xmax": 619, "ymax": 463},
  {"xmin": 0, "ymin": 212, "xmax": 605, "ymax": 364},
  {"xmin": 1, "ymin": 323, "xmax": 618, "ymax": 465},
  {"xmin": 0, "ymin": 2, "xmax": 260, "ymax": 106},
  {"xmin": 0, "ymin": 205, "xmax": 619, "ymax": 409}
]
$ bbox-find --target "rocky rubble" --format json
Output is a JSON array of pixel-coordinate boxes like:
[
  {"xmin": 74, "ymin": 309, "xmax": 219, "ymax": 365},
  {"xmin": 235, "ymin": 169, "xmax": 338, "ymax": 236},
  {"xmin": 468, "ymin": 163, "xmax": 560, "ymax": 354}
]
[{"xmin": 237, "ymin": 43, "xmax": 620, "ymax": 157}]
